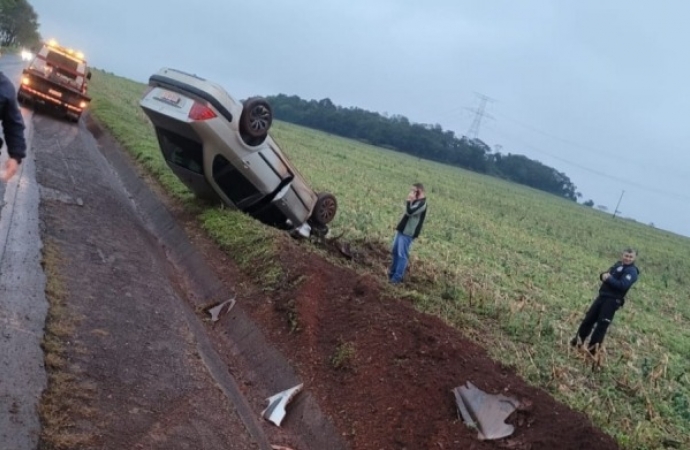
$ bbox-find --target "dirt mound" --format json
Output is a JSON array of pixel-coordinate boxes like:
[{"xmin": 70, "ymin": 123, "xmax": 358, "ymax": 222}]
[{"xmin": 230, "ymin": 236, "xmax": 620, "ymax": 450}]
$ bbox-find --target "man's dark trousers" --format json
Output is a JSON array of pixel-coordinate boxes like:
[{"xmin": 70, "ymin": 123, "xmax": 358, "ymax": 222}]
[{"xmin": 576, "ymin": 295, "xmax": 622, "ymax": 349}]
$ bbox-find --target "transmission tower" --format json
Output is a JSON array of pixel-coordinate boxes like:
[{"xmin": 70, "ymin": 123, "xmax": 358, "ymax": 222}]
[{"xmin": 466, "ymin": 93, "xmax": 494, "ymax": 139}]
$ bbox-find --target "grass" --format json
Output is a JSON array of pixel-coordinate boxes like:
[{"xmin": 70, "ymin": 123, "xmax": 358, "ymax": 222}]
[
  {"xmin": 86, "ymin": 68, "xmax": 690, "ymax": 449},
  {"xmin": 331, "ymin": 341, "xmax": 356, "ymax": 371},
  {"xmin": 39, "ymin": 239, "xmax": 95, "ymax": 449}
]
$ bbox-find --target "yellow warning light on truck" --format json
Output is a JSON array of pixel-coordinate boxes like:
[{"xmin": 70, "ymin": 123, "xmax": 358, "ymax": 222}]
[{"xmin": 17, "ymin": 39, "xmax": 92, "ymax": 122}]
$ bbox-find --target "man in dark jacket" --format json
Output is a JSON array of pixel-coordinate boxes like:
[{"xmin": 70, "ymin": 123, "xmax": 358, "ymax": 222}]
[
  {"xmin": 571, "ymin": 248, "xmax": 639, "ymax": 355},
  {"xmin": 0, "ymin": 72, "xmax": 27, "ymax": 182},
  {"xmin": 389, "ymin": 183, "xmax": 427, "ymax": 284}
]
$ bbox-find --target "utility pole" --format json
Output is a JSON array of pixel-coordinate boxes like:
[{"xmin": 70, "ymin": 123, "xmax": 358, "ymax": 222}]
[
  {"xmin": 612, "ymin": 190, "xmax": 625, "ymax": 218},
  {"xmin": 466, "ymin": 93, "xmax": 494, "ymax": 140}
]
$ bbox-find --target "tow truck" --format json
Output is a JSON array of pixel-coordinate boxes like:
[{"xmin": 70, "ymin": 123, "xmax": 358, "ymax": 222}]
[{"xmin": 17, "ymin": 39, "xmax": 92, "ymax": 122}]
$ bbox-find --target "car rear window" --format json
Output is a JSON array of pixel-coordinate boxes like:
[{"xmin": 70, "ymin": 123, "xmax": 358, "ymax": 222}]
[{"xmin": 155, "ymin": 129, "xmax": 204, "ymax": 174}]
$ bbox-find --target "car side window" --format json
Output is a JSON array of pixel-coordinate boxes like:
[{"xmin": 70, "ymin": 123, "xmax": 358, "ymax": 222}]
[{"xmin": 212, "ymin": 154, "xmax": 259, "ymax": 206}]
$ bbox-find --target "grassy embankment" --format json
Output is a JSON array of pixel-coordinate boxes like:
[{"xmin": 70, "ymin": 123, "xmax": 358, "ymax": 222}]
[{"xmin": 87, "ymin": 69, "xmax": 690, "ymax": 449}]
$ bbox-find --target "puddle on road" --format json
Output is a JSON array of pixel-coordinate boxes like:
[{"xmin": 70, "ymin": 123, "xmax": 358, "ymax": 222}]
[{"xmin": 39, "ymin": 186, "xmax": 84, "ymax": 207}]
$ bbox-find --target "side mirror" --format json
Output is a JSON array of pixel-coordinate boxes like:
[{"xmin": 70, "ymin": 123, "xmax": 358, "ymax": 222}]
[{"xmin": 86, "ymin": 71, "xmax": 92, "ymax": 80}]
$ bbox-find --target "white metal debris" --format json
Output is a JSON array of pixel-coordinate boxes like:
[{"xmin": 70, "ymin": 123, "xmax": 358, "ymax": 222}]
[
  {"xmin": 262, "ymin": 383, "xmax": 304, "ymax": 427},
  {"xmin": 452, "ymin": 381, "xmax": 520, "ymax": 440},
  {"xmin": 207, "ymin": 297, "xmax": 236, "ymax": 322}
]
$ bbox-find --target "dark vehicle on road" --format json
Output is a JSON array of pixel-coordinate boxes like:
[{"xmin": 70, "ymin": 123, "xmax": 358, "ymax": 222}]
[
  {"xmin": 17, "ymin": 39, "xmax": 92, "ymax": 122},
  {"xmin": 139, "ymin": 68, "xmax": 337, "ymax": 237}
]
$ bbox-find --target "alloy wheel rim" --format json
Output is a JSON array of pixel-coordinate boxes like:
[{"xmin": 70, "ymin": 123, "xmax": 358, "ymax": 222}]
[{"xmin": 249, "ymin": 105, "xmax": 271, "ymax": 132}]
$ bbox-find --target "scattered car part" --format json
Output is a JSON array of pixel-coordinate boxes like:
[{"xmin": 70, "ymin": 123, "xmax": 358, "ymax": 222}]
[
  {"xmin": 338, "ymin": 242, "xmax": 353, "ymax": 259},
  {"xmin": 452, "ymin": 381, "xmax": 520, "ymax": 440},
  {"xmin": 206, "ymin": 297, "xmax": 236, "ymax": 322},
  {"xmin": 261, "ymin": 383, "xmax": 303, "ymax": 427},
  {"xmin": 139, "ymin": 68, "xmax": 338, "ymax": 237},
  {"xmin": 293, "ymin": 222, "xmax": 312, "ymax": 239}
]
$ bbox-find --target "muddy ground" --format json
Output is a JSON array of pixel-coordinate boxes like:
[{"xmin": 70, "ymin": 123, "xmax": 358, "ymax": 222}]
[{"xmin": 33, "ymin": 110, "xmax": 620, "ymax": 450}]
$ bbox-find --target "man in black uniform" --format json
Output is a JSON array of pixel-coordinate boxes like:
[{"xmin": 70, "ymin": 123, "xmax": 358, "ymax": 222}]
[
  {"xmin": 571, "ymin": 248, "xmax": 639, "ymax": 355},
  {"xmin": 0, "ymin": 71, "xmax": 27, "ymax": 182}
]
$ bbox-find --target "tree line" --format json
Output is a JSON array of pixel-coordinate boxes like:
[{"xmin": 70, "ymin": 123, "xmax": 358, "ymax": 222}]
[
  {"xmin": 266, "ymin": 94, "xmax": 580, "ymax": 201},
  {"xmin": 0, "ymin": 0, "xmax": 40, "ymax": 48}
]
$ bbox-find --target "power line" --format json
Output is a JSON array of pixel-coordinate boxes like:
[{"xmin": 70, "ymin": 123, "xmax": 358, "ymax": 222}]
[
  {"xmin": 488, "ymin": 126, "xmax": 690, "ymax": 202},
  {"xmin": 491, "ymin": 109, "xmax": 690, "ymax": 181},
  {"xmin": 423, "ymin": 97, "xmax": 689, "ymax": 201},
  {"xmin": 465, "ymin": 93, "xmax": 495, "ymax": 139}
]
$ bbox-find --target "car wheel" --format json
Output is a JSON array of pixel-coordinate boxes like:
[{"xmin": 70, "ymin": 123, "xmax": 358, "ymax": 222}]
[
  {"xmin": 240, "ymin": 97, "xmax": 272, "ymax": 142},
  {"xmin": 312, "ymin": 192, "xmax": 337, "ymax": 226}
]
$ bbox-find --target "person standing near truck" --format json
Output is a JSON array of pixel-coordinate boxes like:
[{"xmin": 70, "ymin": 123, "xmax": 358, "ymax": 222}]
[{"xmin": 0, "ymin": 72, "xmax": 27, "ymax": 182}]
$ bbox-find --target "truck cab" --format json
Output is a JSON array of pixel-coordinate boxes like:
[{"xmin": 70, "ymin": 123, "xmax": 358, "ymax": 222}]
[{"xmin": 17, "ymin": 39, "xmax": 92, "ymax": 122}]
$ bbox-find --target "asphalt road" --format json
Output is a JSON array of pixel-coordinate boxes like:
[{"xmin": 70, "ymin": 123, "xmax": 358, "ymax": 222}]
[
  {"xmin": 0, "ymin": 52, "xmax": 342, "ymax": 449},
  {"xmin": 0, "ymin": 53, "xmax": 46, "ymax": 450}
]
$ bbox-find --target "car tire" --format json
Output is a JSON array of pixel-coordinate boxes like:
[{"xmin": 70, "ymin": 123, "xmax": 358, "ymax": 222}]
[
  {"xmin": 240, "ymin": 97, "xmax": 272, "ymax": 144},
  {"xmin": 311, "ymin": 192, "xmax": 338, "ymax": 226}
]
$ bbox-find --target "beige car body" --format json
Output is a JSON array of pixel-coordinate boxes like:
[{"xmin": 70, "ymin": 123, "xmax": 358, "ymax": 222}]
[{"xmin": 139, "ymin": 68, "xmax": 335, "ymax": 233}]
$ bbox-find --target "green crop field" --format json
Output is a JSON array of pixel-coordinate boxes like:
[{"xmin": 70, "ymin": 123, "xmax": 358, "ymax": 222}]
[{"xmin": 87, "ymin": 69, "xmax": 690, "ymax": 449}]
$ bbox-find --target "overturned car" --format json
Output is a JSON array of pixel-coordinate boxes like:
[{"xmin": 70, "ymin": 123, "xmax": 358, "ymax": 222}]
[{"xmin": 139, "ymin": 68, "xmax": 337, "ymax": 237}]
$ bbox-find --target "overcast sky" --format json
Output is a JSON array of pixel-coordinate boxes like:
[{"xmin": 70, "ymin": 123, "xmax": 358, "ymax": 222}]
[{"xmin": 29, "ymin": 1, "xmax": 690, "ymax": 238}]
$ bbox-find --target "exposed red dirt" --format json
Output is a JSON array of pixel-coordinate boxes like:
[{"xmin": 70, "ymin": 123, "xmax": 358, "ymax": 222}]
[{"xmin": 185, "ymin": 227, "xmax": 620, "ymax": 450}]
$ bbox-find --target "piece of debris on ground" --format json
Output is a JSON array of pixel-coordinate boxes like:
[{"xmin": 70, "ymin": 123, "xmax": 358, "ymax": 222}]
[
  {"xmin": 453, "ymin": 381, "xmax": 520, "ymax": 440},
  {"xmin": 206, "ymin": 297, "xmax": 237, "ymax": 322},
  {"xmin": 262, "ymin": 384, "xmax": 304, "ymax": 427}
]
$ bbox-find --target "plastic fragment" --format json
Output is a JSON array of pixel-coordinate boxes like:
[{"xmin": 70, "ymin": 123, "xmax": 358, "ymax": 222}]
[{"xmin": 262, "ymin": 384, "xmax": 304, "ymax": 427}]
